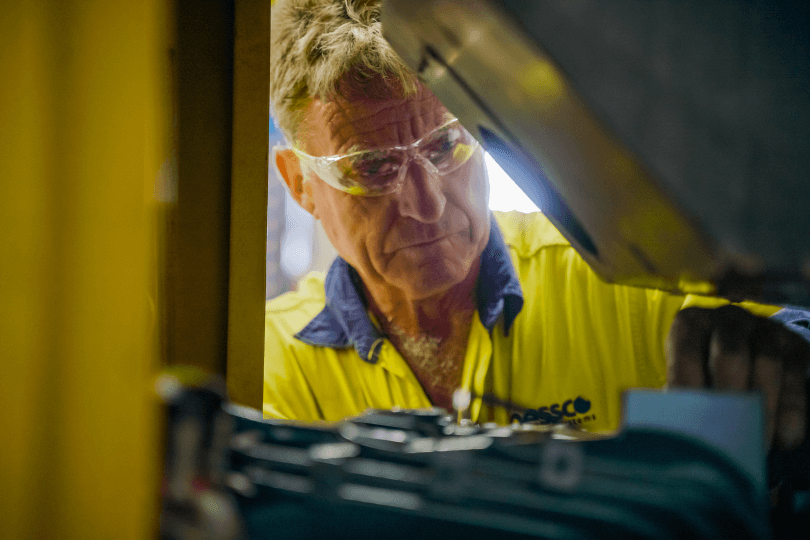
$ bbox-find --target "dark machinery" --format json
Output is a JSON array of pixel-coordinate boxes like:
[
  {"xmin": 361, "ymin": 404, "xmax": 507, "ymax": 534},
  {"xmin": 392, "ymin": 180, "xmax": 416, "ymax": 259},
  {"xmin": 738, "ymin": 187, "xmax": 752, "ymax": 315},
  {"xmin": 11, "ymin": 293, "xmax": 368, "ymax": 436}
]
[{"xmin": 158, "ymin": 372, "xmax": 810, "ymax": 539}]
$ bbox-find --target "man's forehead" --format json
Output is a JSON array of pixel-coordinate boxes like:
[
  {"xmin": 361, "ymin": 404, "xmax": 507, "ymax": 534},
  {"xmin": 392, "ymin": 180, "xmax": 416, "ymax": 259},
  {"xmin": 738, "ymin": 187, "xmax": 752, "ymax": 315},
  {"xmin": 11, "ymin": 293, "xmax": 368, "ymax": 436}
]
[{"xmin": 302, "ymin": 85, "xmax": 451, "ymax": 153}]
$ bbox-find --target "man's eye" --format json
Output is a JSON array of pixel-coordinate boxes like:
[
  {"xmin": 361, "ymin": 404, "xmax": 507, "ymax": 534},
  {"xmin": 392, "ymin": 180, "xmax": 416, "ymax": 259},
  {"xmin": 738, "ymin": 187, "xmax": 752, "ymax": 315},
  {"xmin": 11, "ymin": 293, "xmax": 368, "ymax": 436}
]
[
  {"xmin": 353, "ymin": 157, "xmax": 399, "ymax": 179},
  {"xmin": 422, "ymin": 128, "xmax": 461, "ymax": 164}
]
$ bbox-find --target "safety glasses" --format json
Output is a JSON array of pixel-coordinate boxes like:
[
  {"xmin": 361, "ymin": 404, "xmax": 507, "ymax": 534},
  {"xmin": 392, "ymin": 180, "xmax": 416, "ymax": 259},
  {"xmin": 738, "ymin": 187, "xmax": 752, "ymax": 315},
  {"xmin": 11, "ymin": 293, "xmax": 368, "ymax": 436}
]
[{"xmin": 276, "ymin": 118, "xmax": 479, "ymax": 196}]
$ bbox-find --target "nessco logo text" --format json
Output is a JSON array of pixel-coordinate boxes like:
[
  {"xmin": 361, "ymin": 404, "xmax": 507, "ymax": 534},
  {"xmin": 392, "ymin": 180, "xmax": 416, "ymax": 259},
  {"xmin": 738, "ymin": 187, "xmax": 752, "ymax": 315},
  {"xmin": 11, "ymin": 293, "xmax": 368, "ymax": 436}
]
[{"xmin": 511, "ymin": 396, "xmax": 595, "ymax": 425}]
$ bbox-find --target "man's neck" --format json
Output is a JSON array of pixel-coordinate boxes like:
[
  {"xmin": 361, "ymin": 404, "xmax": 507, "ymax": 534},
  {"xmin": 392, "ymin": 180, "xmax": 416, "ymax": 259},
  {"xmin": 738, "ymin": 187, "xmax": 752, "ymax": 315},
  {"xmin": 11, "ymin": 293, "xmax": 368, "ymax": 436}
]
[
  {"xmin": 362, "ymin": 258, "xmax": 480, "ymax": 341},
  {"xmin": 360, "ymin": 260, "xmax": 481, "ymax": 409}
]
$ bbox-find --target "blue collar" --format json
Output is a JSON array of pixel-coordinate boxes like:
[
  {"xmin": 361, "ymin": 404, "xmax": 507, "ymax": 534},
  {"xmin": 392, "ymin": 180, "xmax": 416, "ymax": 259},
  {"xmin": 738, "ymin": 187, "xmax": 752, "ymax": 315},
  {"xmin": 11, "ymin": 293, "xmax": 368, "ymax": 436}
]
[{"xmin": 294, "ymin": 216, "xmax": 524, "ymax": 364}]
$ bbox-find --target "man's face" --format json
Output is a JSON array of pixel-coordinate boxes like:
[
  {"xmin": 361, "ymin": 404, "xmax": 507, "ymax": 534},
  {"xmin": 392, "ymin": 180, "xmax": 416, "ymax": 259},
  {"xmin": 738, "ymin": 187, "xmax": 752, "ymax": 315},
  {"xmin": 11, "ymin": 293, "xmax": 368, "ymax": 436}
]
[{"xmin": 299, "ymin": 84, "xmax": 491, "ymax": 301}]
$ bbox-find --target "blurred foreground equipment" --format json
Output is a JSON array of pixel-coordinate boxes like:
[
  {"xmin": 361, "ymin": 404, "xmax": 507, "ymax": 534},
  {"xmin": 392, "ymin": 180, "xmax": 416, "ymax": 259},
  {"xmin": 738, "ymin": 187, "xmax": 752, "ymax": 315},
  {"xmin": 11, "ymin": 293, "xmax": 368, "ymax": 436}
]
[
  {"xmin": 157, "ymin": 369, "xmax": 246, "ymax": 540},
  {"xmin": 226, "ymin": 395, "xmax": 771, "ymax": 539},
  {"xmin": 381, "ymin": 0, "xmax": 810, "ymax": 306},
  {"xmin": 156, "ymin": 377, "xmax": 810, "ymax": 539},
  {"xmin": 173, "ymin": 389, "xmax": 810, "ymax": 539}
]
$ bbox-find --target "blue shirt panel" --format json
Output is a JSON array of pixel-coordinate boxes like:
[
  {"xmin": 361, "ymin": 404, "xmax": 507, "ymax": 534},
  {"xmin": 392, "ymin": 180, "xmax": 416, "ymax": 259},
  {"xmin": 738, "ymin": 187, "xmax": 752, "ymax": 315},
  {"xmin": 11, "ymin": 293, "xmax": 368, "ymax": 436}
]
[{"xmin": 772, "ymin": 307, "xmax": 810, "ymax": 344}]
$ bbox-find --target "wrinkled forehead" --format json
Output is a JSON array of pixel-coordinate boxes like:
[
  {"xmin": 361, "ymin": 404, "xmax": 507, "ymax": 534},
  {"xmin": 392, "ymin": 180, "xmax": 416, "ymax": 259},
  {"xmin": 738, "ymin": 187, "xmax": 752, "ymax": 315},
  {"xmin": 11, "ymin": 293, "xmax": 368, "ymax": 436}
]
[{"xmin": 300, "ymin": 83, "xmax": 452, "ymax": 156}]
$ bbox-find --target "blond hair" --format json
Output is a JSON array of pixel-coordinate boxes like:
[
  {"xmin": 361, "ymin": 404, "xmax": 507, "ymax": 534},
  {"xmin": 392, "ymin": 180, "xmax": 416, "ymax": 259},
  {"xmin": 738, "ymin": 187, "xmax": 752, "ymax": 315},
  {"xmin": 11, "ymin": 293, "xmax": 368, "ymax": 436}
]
[{"xmin": 271, "ymin": 0, "xmax": 418, "ymax": 143}]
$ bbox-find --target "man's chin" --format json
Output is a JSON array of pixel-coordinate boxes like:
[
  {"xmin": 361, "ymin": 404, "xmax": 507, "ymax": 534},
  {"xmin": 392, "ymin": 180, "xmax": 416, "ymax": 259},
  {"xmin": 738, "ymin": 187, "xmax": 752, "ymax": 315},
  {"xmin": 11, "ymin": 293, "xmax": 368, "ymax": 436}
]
[{"xmin": 390, "ymin": 259, "xmax": 477, "ymax": 300}]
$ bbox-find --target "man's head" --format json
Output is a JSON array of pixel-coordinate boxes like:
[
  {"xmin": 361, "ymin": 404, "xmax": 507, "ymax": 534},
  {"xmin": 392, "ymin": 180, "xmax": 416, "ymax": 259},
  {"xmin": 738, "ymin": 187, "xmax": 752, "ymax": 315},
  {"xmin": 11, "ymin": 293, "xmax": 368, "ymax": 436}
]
[
  {"xmin": 271, "ymin": 0, "xmax": 490, "ymax": 302},
  {"xmin": 271, "ymin": 0, "xmax": 417, "ymax": 144}
]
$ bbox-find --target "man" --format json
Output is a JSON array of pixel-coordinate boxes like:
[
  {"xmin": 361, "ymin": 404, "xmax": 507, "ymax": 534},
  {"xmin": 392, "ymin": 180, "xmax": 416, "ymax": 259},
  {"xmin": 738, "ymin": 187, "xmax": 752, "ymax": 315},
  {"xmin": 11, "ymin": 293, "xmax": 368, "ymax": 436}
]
[{"xmin": 267, "ymin": 0, "xmax": 810, "ymax": 448}]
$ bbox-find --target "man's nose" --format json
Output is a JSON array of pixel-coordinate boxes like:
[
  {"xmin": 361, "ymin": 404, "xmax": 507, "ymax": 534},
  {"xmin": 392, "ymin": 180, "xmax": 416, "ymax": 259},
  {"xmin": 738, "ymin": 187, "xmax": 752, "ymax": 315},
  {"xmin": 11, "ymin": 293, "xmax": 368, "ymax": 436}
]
[{"xmin": 395, "ymin": 158, "xmax": 447, "ymax": 222}]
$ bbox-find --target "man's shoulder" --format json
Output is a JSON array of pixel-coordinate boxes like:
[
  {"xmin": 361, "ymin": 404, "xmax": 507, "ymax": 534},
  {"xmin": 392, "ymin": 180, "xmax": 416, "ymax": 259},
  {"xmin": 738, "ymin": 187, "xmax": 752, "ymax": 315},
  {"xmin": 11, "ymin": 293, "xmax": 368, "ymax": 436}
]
[
  {"xmin": 492, "ymin": 210, "xmax": 570, "ymax": 257},
  {"xmin": 265, "ymin": 271, "xmax": 327, "ymax": 336}
]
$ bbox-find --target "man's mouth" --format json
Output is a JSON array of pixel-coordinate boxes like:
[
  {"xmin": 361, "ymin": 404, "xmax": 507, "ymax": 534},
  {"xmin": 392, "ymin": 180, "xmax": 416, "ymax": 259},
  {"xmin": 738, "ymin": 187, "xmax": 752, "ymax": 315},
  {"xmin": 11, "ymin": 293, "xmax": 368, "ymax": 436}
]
[
  {"xmin": 402, "ymin": 236, "xmax": 448, "ymax": 249},
  {"xmin": 389, "ymin": 229, "xmax": 466, "ymax": 253}
]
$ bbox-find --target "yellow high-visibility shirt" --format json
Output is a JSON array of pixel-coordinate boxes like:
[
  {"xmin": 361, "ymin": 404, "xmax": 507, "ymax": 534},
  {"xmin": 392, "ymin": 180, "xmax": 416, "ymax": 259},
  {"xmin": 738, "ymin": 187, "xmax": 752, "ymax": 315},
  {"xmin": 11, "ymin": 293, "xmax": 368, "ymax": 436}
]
[{"xmin": 264, "ymin": 211, "xmax": 779, "ymax": 431}]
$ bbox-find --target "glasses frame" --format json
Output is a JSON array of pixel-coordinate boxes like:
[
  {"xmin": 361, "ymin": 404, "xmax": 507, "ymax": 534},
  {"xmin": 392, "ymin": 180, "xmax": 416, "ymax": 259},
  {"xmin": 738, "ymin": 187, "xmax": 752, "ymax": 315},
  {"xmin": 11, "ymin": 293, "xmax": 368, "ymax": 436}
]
[{"xmin": 273, "ymin": 118, "xmax": 480, "ymax": 197}]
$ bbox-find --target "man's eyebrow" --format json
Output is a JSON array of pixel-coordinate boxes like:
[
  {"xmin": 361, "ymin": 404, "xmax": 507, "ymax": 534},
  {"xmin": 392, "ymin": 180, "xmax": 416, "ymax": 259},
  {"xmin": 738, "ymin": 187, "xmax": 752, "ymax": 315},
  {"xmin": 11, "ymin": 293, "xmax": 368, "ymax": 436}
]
[{"xmin": 332, "ymin": 110, "xmax": 458, "ymax": 156}]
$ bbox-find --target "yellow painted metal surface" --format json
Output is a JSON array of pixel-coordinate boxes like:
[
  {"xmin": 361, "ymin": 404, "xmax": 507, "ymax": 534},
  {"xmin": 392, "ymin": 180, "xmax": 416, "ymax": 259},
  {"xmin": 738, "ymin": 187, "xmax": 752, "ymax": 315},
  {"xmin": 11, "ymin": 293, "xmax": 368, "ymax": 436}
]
[
  {"xmin": 0, "ymin": 1, "xmax": 170, "ymax": 538},
  {"xmin": 227, "ymin": 0, "xmax": 270, "ymax": 410}
]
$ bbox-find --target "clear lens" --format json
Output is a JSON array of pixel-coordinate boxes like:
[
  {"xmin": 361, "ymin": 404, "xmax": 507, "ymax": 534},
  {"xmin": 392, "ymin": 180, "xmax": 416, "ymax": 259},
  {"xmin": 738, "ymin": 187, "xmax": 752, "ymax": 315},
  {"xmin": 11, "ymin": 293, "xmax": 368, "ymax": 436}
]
[
  {"xmin": 343, "ymin": 151, "xmax": 404, "ymax": 188},
  {"xmin": 419, "ymin": 123, "xmax": 476, "ymax": 173},
  {"xmin": 321, "ymin": 151, "xmax": 402, "ymax": 196}
]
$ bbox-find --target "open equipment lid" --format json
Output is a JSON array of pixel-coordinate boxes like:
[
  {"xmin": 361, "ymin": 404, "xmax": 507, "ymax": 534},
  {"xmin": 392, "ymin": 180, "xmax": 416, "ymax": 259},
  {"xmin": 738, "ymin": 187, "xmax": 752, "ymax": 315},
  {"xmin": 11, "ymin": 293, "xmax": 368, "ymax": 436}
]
[{"xmin": 381, "ymin": 0, "xmax": 810, "ymax": 306}]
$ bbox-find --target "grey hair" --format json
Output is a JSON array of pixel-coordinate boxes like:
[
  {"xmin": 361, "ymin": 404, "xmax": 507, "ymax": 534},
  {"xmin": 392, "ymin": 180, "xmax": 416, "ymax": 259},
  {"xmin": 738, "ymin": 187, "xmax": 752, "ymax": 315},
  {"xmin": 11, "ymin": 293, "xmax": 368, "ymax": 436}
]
[{"xmin": 271, "ymin": 0, "xmax": 418, "ymax": 143}]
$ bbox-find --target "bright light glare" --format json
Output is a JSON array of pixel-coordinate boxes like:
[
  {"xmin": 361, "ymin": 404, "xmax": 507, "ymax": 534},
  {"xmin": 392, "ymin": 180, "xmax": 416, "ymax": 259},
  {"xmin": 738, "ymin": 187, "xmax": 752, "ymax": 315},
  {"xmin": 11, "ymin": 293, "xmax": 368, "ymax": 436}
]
[
  {"xmin": 485, "ymin": 152, "xmax": 540, "ymax": 213},
  {"xmin": 280, "ymin": 191, "xmax": 314, "ymax": 278}
]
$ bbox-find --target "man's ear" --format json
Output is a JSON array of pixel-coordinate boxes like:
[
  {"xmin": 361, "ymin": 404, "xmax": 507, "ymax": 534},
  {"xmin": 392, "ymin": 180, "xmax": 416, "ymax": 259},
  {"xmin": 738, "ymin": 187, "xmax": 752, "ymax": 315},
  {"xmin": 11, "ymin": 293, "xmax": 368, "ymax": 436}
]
[{"xmin": 273, "ymin": 148, "xmax": 316, "ymax": 214}]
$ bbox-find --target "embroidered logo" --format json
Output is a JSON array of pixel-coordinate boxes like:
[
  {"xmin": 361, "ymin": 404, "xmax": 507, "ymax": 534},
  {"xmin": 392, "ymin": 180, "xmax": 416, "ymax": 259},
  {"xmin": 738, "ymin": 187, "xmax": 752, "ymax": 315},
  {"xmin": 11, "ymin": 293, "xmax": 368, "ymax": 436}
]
[{"xmin": 511, "ymin": 396, "xmax": 597, "ymax": 426}]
